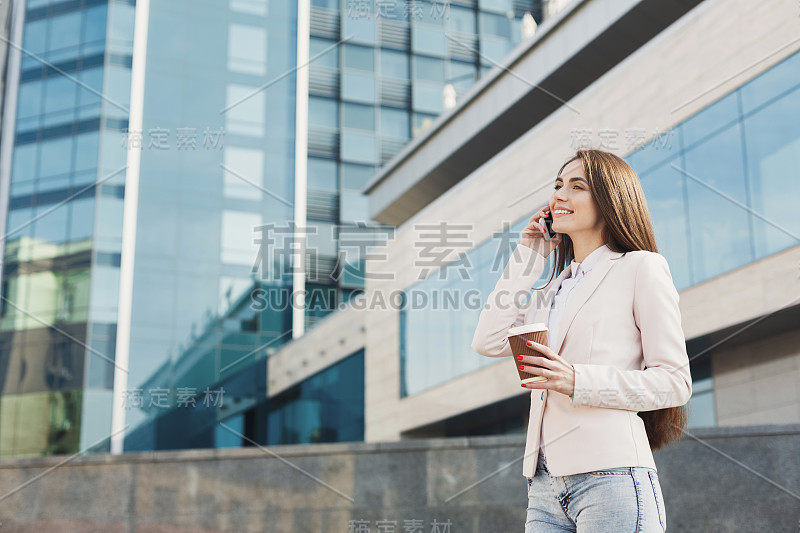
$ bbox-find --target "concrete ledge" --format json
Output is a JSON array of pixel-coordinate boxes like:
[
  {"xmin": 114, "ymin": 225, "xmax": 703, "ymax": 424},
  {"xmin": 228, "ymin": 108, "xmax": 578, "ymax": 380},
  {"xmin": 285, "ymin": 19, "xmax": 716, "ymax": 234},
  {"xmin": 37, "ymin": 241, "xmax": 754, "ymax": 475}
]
[
  {"xmin": 0, "ymin": 423, "xmax": 796, "ymax": 468},
  {"xmin": 0, "ymin": 424, "xmax": 797, "ymax": 531}
]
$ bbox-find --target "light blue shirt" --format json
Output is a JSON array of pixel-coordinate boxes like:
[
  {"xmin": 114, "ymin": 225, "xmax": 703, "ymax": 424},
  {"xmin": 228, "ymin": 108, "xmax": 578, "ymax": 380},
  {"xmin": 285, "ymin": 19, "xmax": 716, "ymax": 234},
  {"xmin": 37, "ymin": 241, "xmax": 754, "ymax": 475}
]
[
  {"xmin": 547, "ymin": 244, "xmax": 609, "ymax": 353},
  {"xmin": 540, "ymin": 243, "xmax": 609, "ymax": 455}
]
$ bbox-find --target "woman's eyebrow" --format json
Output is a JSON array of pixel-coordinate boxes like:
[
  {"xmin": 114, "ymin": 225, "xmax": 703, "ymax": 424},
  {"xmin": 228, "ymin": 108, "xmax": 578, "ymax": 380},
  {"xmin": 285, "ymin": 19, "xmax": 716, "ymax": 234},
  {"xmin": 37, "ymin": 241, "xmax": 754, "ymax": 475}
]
[{"xmin": 555, "ymin": 176, "xmax": 589, "ymax": 184}]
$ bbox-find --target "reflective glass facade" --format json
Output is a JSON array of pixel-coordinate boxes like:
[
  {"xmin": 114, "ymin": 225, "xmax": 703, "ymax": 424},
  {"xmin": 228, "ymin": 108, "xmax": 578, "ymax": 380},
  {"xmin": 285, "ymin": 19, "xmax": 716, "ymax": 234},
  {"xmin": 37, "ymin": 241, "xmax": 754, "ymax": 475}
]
[
  {"xmin": 0, "ymin": 0, "xmax": 133, "ymax": 457},
  {"xmin": 304, "ymin": 0, "xmax": 543, "ymax": 328},
  {"xmin": 0, "ymin": 0, "xmax": 563, "ymax": 457},
  {"xmin": 122, "ymin": 0, "xmax": 297, "ymax": 448},
  {"xmin": 267, "ymin": 349, "xmax": 364, "ymax": 445},
  {"xmin": 399, "ymin": 49, "xmax": 800, "ymax": 430}
]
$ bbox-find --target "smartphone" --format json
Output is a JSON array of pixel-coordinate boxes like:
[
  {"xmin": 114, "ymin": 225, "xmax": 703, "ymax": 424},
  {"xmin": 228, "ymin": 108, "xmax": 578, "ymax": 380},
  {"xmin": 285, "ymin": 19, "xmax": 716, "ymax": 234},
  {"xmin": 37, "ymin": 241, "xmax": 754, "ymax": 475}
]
[{"xmin": 538, "ymin": 211, "xmax": 557, "ymax": 241}]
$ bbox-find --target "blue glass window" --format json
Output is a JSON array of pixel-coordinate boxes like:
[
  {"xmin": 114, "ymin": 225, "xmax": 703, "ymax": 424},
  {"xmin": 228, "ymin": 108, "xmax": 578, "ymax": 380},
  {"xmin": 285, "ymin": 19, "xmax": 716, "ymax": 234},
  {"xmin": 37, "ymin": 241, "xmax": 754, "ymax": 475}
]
[
  {"xmin": 340, "ymin": 191, "xmax": 370, "ymax": 224},
  {"xmin": 16, "ymin": 80, "xmax": 43, "ymax": 119},
  {"xmin": 341, "ymin": 71, "xmax": 376, "ymax": 104},
  {"xmin": 449, "ymin": 5, "xmax": 477, "ymax": 34},
  {"xmin": 73, "ymin": 131, "xmax": 100, "ymax": 172},
  {"xmin": 343, "ymin": 44, "xmax": 375, "ymax": 71},
  {"xmin": 42, "ymin": 76, "xmax": 78, "ymax": 126},
  {"xmin": 308, "ymin": 157, "xmax": 338, "ymax": 191},
  {"xmin": 310, "ymin": 37, "xmax": 339, "ymax": 69},
  {"xmin": 635, "ymin": 157, "xmax": 692, "ymax": 290},
  {"xmin": 341, "ymin": 132, "xmax": 378, "ymax": 164},
  {"xmin": 47, "ymin": 12, "xmax": 83, "ymax": 59},
  {"xmin": 412, "ymin": 82, "xmax": 444, "ymax": 114},
  {"xmin": 343, "ymin": 102, "xmax": 375, "ymax": 131},
  {"xmin": 412, "ymin": 26, "xmax": 446, "ymax": 57},
  {"xmin": 414, "ymin": 55, "xmax": 445, "ymax": 82},
  {"xmin": 22, "ymin": 19, "xmax": 47, "ymax": 56},
  {"xmin": 266, "ymin": 350, "xmax": 364, "ymax": 445},
  {"xmin": 69, "ymin": 197, "xmax": 95, "ymax": 243},
  {"xmin": 742, "ymin": 84, "xmax": 800, "ymax": 258},
  {"xmin": 479, "ymin": 12, "xmax": 511, "ymax": 38},
  {"xmin": 33, "ymin": 203, "xmax": 69, "ymax": 244},
  {"xmin": 341, "ymin": 163, "xmax": 375, "ymax": 191},
  {"xmin": 380, "ymin": 49, "xmax": 409, "ymax": 79},
  {"xmin": 478, "ymin": 0, "xmax": 513, "ymax": 14},
  {"xmin": 308, "ymin": 97, "xmax": 339, "ymax": 129},
  {"xmin": 82, "ymin": 4, "xmax": 108, "ymax": 45},
  {"xmin": 449, "ymin": 60, "xmax": 477, "ymax": 91},
  {"xmin": 683, "ymin": 122, "xmax": 753, "ymax": 281},
  {"xmin": 11, "ymin": 144, "xmax": 38, "ymax": 184},
  {"xmin": 380, "ymin": 107, "xmax": 410, "ymax": 139},
  {"xmin": 39, "ymin": 137, "xmax": 73, "ymax": 178}
]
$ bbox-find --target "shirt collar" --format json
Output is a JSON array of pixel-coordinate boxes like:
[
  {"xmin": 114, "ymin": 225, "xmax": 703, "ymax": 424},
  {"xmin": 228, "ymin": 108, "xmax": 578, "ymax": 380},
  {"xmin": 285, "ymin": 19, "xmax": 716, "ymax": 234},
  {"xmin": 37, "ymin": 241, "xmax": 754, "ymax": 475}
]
[{"xmin": 568, "ymin": 244, "xmax": 609, "ymax": 278}]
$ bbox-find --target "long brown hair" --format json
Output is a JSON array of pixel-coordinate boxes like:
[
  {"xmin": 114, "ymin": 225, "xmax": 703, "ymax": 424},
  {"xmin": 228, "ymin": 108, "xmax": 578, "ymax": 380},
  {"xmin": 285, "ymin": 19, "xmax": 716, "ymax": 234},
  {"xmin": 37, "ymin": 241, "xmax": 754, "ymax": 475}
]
[{"xmin": 536, "ymin": 149, "xmax": 688, "ymax": 452}]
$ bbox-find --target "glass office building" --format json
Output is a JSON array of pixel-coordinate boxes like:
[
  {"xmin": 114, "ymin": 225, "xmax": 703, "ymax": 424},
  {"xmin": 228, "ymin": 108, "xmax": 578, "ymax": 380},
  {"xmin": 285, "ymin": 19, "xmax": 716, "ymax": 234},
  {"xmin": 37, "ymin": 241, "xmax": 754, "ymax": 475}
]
[
  {"xmin": 0, "ymin": 0, "xmax": 134, "ymax": 456},
  {"xmin": 399, "ymin": 48, "xmax": 800, "ymax": 429},
  {"xmin": 0, "ymin": 0, "xmax": 548, "ymax": 457},
  {"xmin": 304, "ymin": 0, "xmax": 543, "ymax": 327}
]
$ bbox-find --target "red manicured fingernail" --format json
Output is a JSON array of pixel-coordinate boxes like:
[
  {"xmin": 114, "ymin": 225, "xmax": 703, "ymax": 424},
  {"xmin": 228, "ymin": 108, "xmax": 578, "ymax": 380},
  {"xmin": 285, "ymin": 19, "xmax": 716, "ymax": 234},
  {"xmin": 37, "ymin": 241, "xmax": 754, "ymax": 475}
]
[
  {"xmin": 521, "ymin": 384, "xmax": 526, "ymax": 388},
  {"xmin": 526, "ymin": 340, "xmax": 532, "ymax": 347},
  {"xmin": 517, "ymin": 356, "xmax": 523, "ymax": 361},
  {"xmin": 518, "ymin": 365, "xmax": 524, "ymax": 370}
]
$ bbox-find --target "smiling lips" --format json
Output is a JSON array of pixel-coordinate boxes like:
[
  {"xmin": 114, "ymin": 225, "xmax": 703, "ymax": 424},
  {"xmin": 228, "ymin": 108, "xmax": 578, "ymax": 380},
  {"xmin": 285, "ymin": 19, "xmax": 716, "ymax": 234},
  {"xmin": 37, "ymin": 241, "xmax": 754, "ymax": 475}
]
[{"xmin": 552, "ymin": 208, "xmax": 573, "ymax": 217}]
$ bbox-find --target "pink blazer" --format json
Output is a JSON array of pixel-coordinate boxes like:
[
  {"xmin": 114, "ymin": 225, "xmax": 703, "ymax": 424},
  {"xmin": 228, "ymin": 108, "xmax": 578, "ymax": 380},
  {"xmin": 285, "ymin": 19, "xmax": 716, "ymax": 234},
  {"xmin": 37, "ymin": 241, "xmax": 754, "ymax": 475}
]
[{"xmin": 471, "ymin": 243, "xmax": 693, "ymax": 477}]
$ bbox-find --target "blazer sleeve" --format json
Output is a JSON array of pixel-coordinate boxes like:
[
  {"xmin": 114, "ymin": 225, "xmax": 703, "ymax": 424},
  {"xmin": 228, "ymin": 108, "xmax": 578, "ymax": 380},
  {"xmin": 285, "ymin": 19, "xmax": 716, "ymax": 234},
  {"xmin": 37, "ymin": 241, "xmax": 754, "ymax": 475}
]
[
  {"xmin": 569, "ymin": 252, "xmax": 693, "ymax": 411},
  {"xmin": 471, "ymin": 243, "xmax": 548, "ymax": 358}
]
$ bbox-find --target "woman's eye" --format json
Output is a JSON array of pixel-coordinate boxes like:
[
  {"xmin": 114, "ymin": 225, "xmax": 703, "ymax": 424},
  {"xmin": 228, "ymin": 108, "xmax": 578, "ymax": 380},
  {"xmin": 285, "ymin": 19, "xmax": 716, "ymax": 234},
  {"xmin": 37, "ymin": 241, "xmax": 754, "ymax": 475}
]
[{"xmin": 553, "ymin": 185, "xmax": 561, "ymax": 190}]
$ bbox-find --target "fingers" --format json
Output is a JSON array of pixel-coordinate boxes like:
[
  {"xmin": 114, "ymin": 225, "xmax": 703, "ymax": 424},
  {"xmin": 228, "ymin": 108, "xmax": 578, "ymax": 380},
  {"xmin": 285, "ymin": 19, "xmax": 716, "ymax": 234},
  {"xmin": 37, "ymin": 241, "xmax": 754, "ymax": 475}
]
[
  {"xmin": 525, "ymin": 340, "xmax": 555, "ymax": 359},
  {"xmin": 527, "ymin": 205, "xmax": 551, "ymax": 228},
  {"xmin": 516, "ymin": 354, "xmax": 550, "ymax": 366},
  {"xmin": 518, "ymin": 363, "xmax": 550, "ymax": 374},
  {"xmin": 525, "ymin": 216, "xmax": 544, "ymax": 233}
]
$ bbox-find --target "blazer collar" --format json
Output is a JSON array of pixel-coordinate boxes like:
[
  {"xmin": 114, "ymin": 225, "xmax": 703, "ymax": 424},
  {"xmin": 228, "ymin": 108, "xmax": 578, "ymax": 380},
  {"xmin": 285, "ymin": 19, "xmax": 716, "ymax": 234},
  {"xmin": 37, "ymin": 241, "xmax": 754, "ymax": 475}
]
[
  {"xmin": 568, "ymin": 243, "xmax": 609, "ymax": 277},
  {"xmin": 539, "ymin": 245, "xmax": 625, "ymax": 355}
]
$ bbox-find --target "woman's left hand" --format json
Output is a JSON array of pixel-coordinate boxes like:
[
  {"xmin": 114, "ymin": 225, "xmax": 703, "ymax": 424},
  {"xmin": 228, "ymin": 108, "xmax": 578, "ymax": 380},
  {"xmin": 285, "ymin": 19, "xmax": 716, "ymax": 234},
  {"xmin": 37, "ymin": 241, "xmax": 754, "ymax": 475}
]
[{"xmin": 518, "ymin": 340, "xmax": 576, "ymax": 398}]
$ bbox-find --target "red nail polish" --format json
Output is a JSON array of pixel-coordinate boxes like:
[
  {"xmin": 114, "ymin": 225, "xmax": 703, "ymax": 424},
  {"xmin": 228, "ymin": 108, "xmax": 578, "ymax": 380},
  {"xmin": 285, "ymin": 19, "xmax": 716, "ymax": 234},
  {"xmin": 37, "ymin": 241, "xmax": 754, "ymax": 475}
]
[
  {"xmin": 526, "ymin": 341, "xmax": 532, "ymax": 347},
  {"xmin": 521, "ymin": 384, "xmax": 526, "ymax": 388},
  {"xmin": 518, "ymin": 365, "xmax": 524, "ymax": 370},
  {"xmin": 517, "ymin": 356, "xmax": 523, "ymax": 361}
]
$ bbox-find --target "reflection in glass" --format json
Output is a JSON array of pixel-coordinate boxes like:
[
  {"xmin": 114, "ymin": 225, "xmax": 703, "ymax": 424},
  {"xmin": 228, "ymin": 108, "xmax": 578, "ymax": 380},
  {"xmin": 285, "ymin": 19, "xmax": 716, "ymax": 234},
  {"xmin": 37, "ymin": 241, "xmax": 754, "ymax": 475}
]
[
  {"xmin": 683, "ymin": 122, "xmax": 753, "ymax": 281},
  {"xmin": 743, "ymin": 86, "xmax": 800, "ymax": 258},
  {"xmin": 266, "ymin": 350, "xmax": 364, "ymax": 445}
]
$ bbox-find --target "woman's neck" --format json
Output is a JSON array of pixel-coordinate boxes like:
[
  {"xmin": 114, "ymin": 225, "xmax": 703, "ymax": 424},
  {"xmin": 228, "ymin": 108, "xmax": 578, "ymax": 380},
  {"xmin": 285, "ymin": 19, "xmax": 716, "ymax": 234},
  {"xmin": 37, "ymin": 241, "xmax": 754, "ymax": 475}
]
[{"xmin": 570, "ymin": 232, "xmax": 606, "ymax": 263}]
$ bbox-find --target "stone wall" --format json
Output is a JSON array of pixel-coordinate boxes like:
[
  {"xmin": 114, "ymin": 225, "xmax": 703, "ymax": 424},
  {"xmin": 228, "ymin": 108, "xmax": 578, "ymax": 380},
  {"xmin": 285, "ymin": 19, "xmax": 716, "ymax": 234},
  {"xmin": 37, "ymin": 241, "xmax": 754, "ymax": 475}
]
[{"xmin": 0, "ymin": 424, "xmax": 797, "ymax": 532}]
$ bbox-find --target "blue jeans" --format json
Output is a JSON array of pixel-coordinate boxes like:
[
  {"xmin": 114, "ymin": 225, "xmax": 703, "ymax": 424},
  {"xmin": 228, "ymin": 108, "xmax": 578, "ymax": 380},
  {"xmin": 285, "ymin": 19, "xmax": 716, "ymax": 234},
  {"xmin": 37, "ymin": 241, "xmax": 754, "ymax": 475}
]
[{"xmin": 525, "ymin": 450, "xmax": 667, "ymax": 532}]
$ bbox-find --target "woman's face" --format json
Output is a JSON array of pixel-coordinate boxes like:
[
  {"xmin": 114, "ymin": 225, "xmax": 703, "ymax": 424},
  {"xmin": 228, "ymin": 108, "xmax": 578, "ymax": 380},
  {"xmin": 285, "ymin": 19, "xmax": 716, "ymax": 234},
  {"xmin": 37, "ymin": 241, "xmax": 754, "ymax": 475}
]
[{"xmin": 549, "ymin": 159, "xmax": 605, "ymax": 237}]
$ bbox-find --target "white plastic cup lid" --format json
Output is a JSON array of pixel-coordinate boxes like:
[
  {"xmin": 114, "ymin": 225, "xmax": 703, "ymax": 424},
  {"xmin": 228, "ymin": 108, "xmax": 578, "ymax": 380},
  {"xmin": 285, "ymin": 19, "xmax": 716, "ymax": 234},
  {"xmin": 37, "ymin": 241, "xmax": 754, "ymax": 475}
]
[{"xmin": 508, "ymin": 322, "xmax": 548, "ymax": 336}]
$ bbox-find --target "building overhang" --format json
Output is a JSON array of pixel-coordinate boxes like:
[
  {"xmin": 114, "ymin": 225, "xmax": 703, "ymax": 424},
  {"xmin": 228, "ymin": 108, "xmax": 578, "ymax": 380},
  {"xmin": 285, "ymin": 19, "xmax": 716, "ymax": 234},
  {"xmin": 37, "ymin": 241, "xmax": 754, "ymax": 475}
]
[{"xmin": 361, "ymin": 0, "xmax": 706, "ymax": 226}]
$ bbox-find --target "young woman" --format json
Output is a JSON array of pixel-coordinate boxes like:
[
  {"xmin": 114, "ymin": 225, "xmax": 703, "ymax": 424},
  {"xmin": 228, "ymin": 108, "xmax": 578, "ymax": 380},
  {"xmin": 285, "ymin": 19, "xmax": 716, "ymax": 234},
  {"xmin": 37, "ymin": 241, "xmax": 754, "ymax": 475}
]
[{"xmin": 471, "ymin": 149, "xmax": 692, "ymax": 532}]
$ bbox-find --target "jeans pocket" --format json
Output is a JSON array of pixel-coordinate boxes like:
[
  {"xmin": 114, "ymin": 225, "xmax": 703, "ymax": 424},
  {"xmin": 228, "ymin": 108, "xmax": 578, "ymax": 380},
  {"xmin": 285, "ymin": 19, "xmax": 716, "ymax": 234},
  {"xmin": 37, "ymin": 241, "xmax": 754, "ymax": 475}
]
[{"xmin": 648, "ymin": 471, "xmax": 667, "ymax": 531}]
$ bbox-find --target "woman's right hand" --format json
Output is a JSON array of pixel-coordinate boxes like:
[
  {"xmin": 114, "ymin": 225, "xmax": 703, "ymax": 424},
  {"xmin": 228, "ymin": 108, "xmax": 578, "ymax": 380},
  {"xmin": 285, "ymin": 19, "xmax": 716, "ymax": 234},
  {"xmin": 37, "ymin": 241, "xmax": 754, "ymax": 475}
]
[{"xmin": 520, "ymin": 205, "xmax": 563, "ymax": 257}]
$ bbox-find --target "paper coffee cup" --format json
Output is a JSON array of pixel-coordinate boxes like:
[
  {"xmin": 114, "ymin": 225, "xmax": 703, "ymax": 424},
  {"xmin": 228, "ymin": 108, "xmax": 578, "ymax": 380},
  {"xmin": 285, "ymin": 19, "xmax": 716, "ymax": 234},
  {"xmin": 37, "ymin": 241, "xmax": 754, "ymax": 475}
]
[{"xmin": 508, "ymin": 323, "xmax": 549, "ymax": 384}]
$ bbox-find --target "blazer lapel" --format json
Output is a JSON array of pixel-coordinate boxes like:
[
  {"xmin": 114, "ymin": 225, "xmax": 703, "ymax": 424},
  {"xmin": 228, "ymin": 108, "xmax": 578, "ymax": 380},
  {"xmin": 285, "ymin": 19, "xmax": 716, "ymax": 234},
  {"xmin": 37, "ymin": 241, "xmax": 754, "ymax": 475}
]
[{"xmin": 553, "ymin": 247, "xmax": 625, "ymax": 355}]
